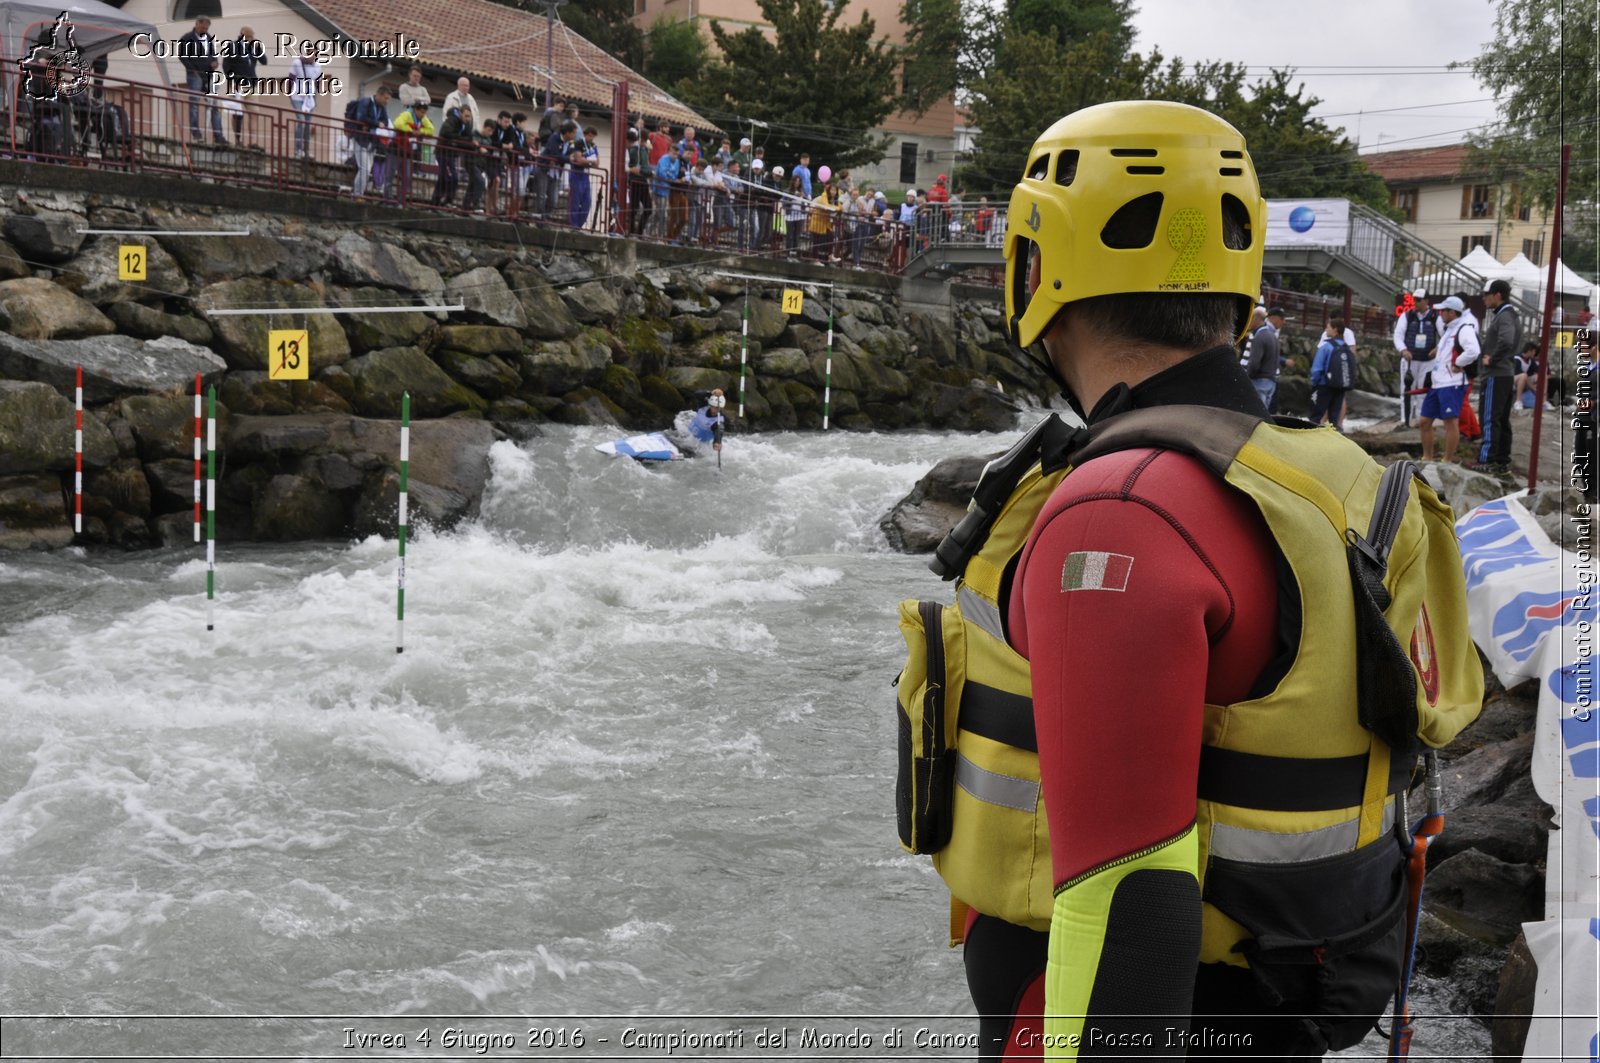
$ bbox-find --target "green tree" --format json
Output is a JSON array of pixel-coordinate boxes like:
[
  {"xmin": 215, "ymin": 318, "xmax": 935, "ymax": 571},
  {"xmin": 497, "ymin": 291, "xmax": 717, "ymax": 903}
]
[
  {"xmin": 1464, "ymin": 0, "xmax": 1597, "ymax": 211},
  {"xmin": 896, "ymin": 0, "xmax": 962, "ymax": 116},
  {"xmin": 694, "ymin": 0, "xmax": 898, "ymax": 169},
  {"xmin": 1007, "ymin": 0, "xmax": 1133, "ymax": 50},
  {"xmin": 643, "ymin": 16, "xmax": 709, "ymax": 93}
]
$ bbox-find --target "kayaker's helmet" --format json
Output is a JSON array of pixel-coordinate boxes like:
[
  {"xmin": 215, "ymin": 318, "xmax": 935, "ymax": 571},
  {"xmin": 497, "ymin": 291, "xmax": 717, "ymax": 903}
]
[
  {"xmin": 708, "ymin": 389, "xmax": 726, "ymax": 410},
  {"xmin": 1003, "ymin": 100, "xmax": 1265, "ymax": 349}
]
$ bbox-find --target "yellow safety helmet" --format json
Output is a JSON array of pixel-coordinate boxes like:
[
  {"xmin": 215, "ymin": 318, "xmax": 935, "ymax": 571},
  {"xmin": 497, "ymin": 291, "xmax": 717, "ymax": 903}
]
[{"xmin": 1004, "ymin": 100, "xmax": 1266, "ymax": 349}]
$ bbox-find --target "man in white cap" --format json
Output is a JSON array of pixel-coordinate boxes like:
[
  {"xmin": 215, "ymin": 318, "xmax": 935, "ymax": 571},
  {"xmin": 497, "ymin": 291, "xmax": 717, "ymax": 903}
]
[
  {"xmin": 734, "ymin": 136, "xmax": 752, "ymax": 171},
  {"xmin": 1392, "ymin": 289, "xmax": 1437, "ymax": 428},
  {"xmin": 1412, "ymin": 295, "xmax": 1478, "ymax": 463}
]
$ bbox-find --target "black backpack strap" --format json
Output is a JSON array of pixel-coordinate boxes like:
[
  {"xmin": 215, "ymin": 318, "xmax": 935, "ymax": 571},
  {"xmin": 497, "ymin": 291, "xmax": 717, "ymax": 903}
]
[{"xmin": 1345, "ymin": 459, "xmax": 1422, "ymax": 756}]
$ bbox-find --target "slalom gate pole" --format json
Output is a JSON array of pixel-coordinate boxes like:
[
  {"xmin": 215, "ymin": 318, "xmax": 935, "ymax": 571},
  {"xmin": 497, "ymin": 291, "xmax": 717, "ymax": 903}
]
[
  {"xmin": 397, "ymin": 391, "xmax": 409, "ymax": 655},
  {"xmin": 192, "ymin": 373, "xmax": 202, "ymax": 543},
  {"xmin": 73, "ymin": 366, "xmax": 82, "ymax": 535},
  {"xmin": 205, "ymin": 386, "xmax": 216, "ymax": 632},
  {"xmin": 823, "ymin": 303, "xmax": 834, "ymax": 431},
  {"xmin": 738, "ymin": 284, "xmax": 748, "ymax": 418}
]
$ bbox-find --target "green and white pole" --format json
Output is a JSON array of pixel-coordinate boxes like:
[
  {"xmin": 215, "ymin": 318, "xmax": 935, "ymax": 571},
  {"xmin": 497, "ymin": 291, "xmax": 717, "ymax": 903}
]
[
  {"xmin": 823, "ymin": 309, "xmax": 834, "ymax": 431},
  {"xmin": 738, "ymin": 289, "xmax": 748, "ymax": 418},
  {"xmin": 205, "ymin": 385, "xmax": 216, "ymax": 631},
  {"xmin": 397, "ymin": 391, "xmax": 410, "ymax": 655}
]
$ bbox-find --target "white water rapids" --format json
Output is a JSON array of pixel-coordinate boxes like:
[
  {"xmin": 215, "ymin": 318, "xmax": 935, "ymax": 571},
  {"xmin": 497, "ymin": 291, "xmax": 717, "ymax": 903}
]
[{"xmin": 0, "ymin": 425, "xmax": 1487, "ymax": 1059}]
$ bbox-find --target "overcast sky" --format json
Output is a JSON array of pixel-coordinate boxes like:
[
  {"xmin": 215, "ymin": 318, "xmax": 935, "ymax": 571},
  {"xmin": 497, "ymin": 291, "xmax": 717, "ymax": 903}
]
[{"xmin": 1129, "ymin": 0, "xmax": 1502, "ymax": 156}]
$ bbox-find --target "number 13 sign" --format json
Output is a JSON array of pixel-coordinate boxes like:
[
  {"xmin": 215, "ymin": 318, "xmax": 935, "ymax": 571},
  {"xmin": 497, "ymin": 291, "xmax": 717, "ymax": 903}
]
[{"xmin": 268, "ymin": 330, "xmax": 309, "ymax": 380}]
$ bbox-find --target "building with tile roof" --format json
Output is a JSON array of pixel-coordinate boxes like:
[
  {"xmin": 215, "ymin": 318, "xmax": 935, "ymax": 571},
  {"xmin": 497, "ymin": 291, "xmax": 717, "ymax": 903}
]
[
  {"xmin": 1361, "ymin": 143, "xmax": 1552, "ymax": 267},
  {"xmin": 107, "ymin": 0, "xmax": 713, "ymax": 143}
]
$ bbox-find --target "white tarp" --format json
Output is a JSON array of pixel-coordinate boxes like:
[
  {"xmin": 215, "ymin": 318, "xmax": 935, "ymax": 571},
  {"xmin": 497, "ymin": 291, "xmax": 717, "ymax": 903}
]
[
  {"xmin": 1462, "ymin": 245, "xmax": 1514, "ymax": 282},
  {"xmin": 1265, "ymin": 198, "xmax": 1351, "ymax": 248},
  {"xmin": 1456, "ymin": 494, "xmax": 1599, "ymax": 1061}
]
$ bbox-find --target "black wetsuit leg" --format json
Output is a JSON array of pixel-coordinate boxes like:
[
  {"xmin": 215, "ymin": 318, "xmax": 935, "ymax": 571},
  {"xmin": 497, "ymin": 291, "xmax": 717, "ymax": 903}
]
[{"xmin": 964, "ymin": 914, "xmax": 1049, "ymax": 1060}]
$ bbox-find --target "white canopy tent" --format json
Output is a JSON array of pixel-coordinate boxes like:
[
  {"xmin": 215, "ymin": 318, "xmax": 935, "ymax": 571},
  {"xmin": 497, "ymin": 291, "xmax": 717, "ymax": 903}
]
[
  {"xmin": 1461, "ymin": 245, "xmax": 1513, "ymax": 282},
  {"xmin": 1505, "ymin": 253, "xmax": 1546, "ymax": 290},
  {"xmin": 0, "ymin": 0, "xmax": 169, "ymax": 100}
]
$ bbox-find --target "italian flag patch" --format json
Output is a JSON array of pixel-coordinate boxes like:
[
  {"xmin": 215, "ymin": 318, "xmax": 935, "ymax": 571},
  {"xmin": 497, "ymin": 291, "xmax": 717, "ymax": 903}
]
[{"xmin": 1061, "ymin": 551, "xmax": 1134, "ymax": 592}]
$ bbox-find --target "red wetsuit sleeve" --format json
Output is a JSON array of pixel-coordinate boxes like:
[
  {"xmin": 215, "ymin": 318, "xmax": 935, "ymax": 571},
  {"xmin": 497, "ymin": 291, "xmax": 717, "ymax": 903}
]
[{"xmin": 1009, "ymin": 447, "xmax": 1279, "ymax": 889}]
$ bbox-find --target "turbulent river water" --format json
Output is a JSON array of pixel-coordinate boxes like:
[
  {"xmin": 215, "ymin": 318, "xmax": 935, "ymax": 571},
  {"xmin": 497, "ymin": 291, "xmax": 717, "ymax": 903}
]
[{"xmin": 0, "ymin": 425, "xmax": 1486, "ymax": 1060}]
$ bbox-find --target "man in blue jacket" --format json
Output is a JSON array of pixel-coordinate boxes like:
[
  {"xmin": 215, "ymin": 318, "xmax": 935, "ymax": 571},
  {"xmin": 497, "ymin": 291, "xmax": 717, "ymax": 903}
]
[
  {"xmin": 349, "ymin": 85, "xmax": 391, "ymax": 197},
  {"xmin": 176, "ymin": 16, "xmax": 224, "ymax": 144}
]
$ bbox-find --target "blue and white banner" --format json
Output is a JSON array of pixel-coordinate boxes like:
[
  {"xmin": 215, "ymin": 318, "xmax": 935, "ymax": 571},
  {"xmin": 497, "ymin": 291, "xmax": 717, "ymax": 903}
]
[
  {"xmin": 1264, "ymin": 198, "xmax": 1350, "ymax": 248},
  {"xmin": 1457, "ymin": 494, "xmax": 1598, "ymax": 1061}
]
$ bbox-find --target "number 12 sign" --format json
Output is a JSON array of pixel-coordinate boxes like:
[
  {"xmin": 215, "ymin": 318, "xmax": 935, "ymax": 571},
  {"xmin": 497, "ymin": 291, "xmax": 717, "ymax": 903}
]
[
  {"xmin": 268, "ymin": 330, "xmax": 310, "ymax": 380},
  {"xmin": 117, "ymin": 245, "xmax": 146, "ymax": 281}
]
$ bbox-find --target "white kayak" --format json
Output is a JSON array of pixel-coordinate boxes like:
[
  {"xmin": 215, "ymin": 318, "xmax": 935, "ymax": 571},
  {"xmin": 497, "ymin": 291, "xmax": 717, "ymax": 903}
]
[{"xmin": 594, "ymin": 432, "xmax": 683, "ymax": 462}]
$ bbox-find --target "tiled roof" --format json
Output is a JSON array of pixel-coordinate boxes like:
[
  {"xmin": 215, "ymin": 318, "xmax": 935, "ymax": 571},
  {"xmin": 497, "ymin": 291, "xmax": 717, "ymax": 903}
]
[
  {"xmin": 1359, "ymin": 144, "xmax": 1474, "ymax": 185},
  {"xmin": 294, "ymin": 0, "xmax": 714, "ymax": 129}
]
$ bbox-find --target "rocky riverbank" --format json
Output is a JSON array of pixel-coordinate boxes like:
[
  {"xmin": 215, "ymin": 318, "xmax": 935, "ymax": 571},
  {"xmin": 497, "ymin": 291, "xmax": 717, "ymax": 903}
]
[{"xmin": 0, "ymin": 188, "xmax": 1049, "ymax": 549}]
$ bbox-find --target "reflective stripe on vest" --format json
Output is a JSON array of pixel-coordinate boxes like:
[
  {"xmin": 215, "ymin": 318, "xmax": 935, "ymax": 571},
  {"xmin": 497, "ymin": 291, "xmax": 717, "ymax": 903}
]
[
  {"xmin": 956, "ymin": 583, "xmax": 1006, "ymax": 643},
  {"xmin": 955, "ymin": 753, "xmax": 1039, "ymax": 813},
  {"xmin": 1209, "ymin": 801, "xmax": 1395, "ymax": 864}
]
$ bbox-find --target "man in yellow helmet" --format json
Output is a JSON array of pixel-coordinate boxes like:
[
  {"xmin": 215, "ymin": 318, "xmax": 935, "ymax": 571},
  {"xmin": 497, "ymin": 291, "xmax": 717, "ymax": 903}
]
[{"xmin": 922, "ymin": 101, "xmax": 1481, "ymax": 1059}]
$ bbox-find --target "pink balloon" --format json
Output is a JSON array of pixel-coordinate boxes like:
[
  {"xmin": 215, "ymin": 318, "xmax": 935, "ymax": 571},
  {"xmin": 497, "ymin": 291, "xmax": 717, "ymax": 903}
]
[{"xmin": 818, "ymin": 165, "xmax": 832, "ymax": 184}]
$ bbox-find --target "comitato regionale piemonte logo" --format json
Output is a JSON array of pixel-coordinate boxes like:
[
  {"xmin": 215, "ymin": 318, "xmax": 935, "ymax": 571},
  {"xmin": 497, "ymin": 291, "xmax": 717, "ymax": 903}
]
[{"xmin": 23, "ymin": 12, "xmax": 91, "ymax": 102}]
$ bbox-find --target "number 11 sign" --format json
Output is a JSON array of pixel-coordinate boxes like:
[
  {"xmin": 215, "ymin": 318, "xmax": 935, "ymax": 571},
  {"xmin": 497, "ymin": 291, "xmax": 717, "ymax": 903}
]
[{"xmin": 268, "ymin": 330, "xmax": 309, "ymax": 380}]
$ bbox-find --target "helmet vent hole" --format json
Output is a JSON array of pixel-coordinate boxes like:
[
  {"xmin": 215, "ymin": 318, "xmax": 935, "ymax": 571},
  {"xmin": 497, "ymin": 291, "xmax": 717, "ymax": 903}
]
[
  {"xmin": 1220, "ymin": 167, "xmax": 1243, "ymax": 176},
  {"xmin": 1100, "ymin": 192, "xmax": 1164, "ymax": 250},
  {"xmin": 1220, "ymin": 150, "xmax": 1244, "ymax": 159},
  {"xmin": 1110, "ymin": 148, "xmax": 1157, "ymax": 157},
  {"xmin": 1126, "ymin": 165, "xmax": 1164, "ymax": 175},
  {"xmin": 1027, "ymin": 154, "xmax": 1049, "ymax": 181},
  {"xmin": 1221, "ymin": 193, "xmax": 1253, "ymax": 250},
  {"xmin": 1055, "ymin": 150, "xmax": 1079, "ymax": 187}
]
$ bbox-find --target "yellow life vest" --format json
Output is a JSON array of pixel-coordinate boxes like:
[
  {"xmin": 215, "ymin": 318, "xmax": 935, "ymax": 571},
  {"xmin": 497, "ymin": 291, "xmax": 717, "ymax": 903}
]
[{"xmin": 895, "ymin": 407, "xmax": 1482, "ymax": 957}]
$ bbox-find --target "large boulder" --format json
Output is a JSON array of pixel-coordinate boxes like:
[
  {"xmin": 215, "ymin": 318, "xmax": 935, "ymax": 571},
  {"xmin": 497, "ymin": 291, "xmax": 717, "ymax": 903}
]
[
  {"xmin": 3, "ymin": 209, "xmax": 87, "ymax": 263},
  {"xmin": 344, "ymin": 346, "xmax": 485, "ymax": 418},
  {"xmin": 195, "ymin": 279, "xmax": 351, "ymax": 371},
  {"xmin": 755, "ymin": 347, "xmax": 812, "ymax": 381},
  {"xmin": 72, "ymin": 237, "xmax": 189, "ymax": 306},
  {"xmin": 516, "ymin": 334, "xmax": 611, "ymax": 394},
  {"xmin": 0, "ymin": 278, "xmax": 114, "ymax": 339},
  {"xmin": 1423, "ymin": 848, "xmax": 1541, "ymax": 946},
  {"xmin": 436, "ymin": 351, "xmax": 522, "ymax": 399},
  {"xmin": 1429, "ymin": 733, "xmax": 1553, "ymax": 866},
  {"xmin": 880, "ymin": 453, "xmax": 989, "ymax": 553},
  {"xmin": 445, "ymin": 267, "xmax": 527, "ymax": 329},
  {"xmin": 155, "ymin": 232, "xmax": 293, "ymax": 283},
  {"xmin": 351, "ymin": 416, "xmax": 496, "ymax": 534},
  {"xmin": 561, "ymin": 281, "xmax": 623, "ymax": 325},
  {"xmin": 121, "ymin": 394, "xmax": 205, "ymax": 461},
  {"xmin": 327, "ymin": 233, "xmax": 445, "ymax": 294},
  {"xmin": 434, "ymin": 325, "xmax": 524, "ymax": 358},
  {"xmin": 0, "ymin": 333, "xmax": 226, "ymax": 403},
  {"xmin": 504, "ymin": 264, "xmax": 581, "ymax": 339},
  {"xmin": 0, "ymin": 380, "xmax": 116, "ymax": 474},
  {"xmin": 335, "ymin": 287, "xmax": 439, "ymax": 353},
  {"xmin": 0, "ymin": 472, "xmax": 72, "ymax": 549},
  {"xmin": 0, "ymin": 239, "xmax": 29, "ymax": 281},
  {"xmin": 105, "ymin": 302, "xmax": 215, "ymax": 347},
  {"xmin": 250, "ymin": 473, "xmax": 347, "ymax": 541},
  {"xmin": 1420, "ymin": 461, "xmax": 1510, "ymax": 519},
  {"xmin": 927, "ymin": 381, "xmax": 1025, "ymax": 432}
]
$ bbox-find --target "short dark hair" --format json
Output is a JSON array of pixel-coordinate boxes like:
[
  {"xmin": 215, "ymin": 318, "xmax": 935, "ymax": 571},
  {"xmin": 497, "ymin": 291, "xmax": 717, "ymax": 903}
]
[
  {"xmin": 498, "ymin": 110, "xmax": 511, "ymax": 120},
  {"xmin": 1523, "ymin": 340, "xmax": 1540, "ymax": 353},
  {"xmin": 513, "ymin": 112, "xmax": 526, "ymax": 123},
  {"xmin": 1330, "ymin": 316, "xmax": 1347, "ymax": 331},
  {"xmin": 559, "ymin": 119, "xmax": 576, "ymax": 134},
  {"xmin": 585, "ymin": 126, "xmax": 597, "ymax": 136},
  {"xmin": 376, "ymin": 85, "xmax": 393, "ymax": 97},
  {"xmin": 1487, "ymin": 278, "xmax": 1513, "ymax": 298}
]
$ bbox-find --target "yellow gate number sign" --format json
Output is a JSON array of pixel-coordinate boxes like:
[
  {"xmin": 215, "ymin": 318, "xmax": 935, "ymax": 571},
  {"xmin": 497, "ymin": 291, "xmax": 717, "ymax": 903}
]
[
  {"xmin": 781, "ymin": 288, "xmax": 805, "ymax": 315},
  {"xmin": 268, "ymin": 330, "xmax": 310, "ymax": 380},
  {"xmin": 117, "ymin": 245, "xmax": 146, "ymax": 282}
]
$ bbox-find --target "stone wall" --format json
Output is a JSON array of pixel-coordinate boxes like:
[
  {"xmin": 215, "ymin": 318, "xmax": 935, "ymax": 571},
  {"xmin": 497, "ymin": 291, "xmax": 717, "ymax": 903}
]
[{"xmin": 0, "ymin": 183, "xmax": 1043, "ymax": 549}]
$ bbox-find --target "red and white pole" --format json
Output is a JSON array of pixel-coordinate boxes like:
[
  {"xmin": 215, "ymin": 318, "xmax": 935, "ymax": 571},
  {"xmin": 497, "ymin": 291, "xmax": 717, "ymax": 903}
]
[
  {"xmin": 73, "ymin": 366, "xmax": 82, "ymax": 535},
  {"xmin": 193, "ymin": 372, "xmax": 202, "ymax": 543}
]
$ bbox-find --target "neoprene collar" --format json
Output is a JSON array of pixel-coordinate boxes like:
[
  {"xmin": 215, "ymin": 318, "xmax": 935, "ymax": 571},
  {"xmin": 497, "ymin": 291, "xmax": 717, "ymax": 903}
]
[{"xmin": 1085, "ymin": 345, "xmax": 1271, "ymax": 424}]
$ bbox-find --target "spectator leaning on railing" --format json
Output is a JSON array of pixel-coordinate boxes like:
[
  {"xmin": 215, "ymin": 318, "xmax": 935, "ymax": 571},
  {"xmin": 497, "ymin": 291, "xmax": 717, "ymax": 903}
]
[
  {"xmin": 569, "ymin": 126, "xmax": 599, "ymax": 229},
  {"xmin": 626, "ymin": 127, "xmax": 653, "ymax": 236},
  {"xmin": 287, "ymin": 43, "xmax": 321, "ymax": 159},
  {"xmin": 347, "ymin": 84, "xmax": 391, "ymax": 197},
  {"xmin": 432, "ymin": 105, "xmax": 471, "ymax": 208}
]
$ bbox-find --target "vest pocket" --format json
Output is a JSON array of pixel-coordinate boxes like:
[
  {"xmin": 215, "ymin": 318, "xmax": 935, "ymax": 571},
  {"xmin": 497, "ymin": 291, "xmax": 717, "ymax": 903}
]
[
  {"xmin": 895, "ymin": 599, "xmax": 957, "ymax": 854},
  {"xmin": 1205, "ymin": 835, "xmax": 1407, "ymax": 1051}
]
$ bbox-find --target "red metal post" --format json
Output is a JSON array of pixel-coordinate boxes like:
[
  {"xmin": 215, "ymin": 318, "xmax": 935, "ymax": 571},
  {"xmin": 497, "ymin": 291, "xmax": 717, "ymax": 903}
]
[
  {"xmin": 1527, "ymin": 144, "xmax": 1571, "ymax": 489},
  {"xmin": 611, "ymin": 81, "xmax": 629, "ymax": 234}
]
